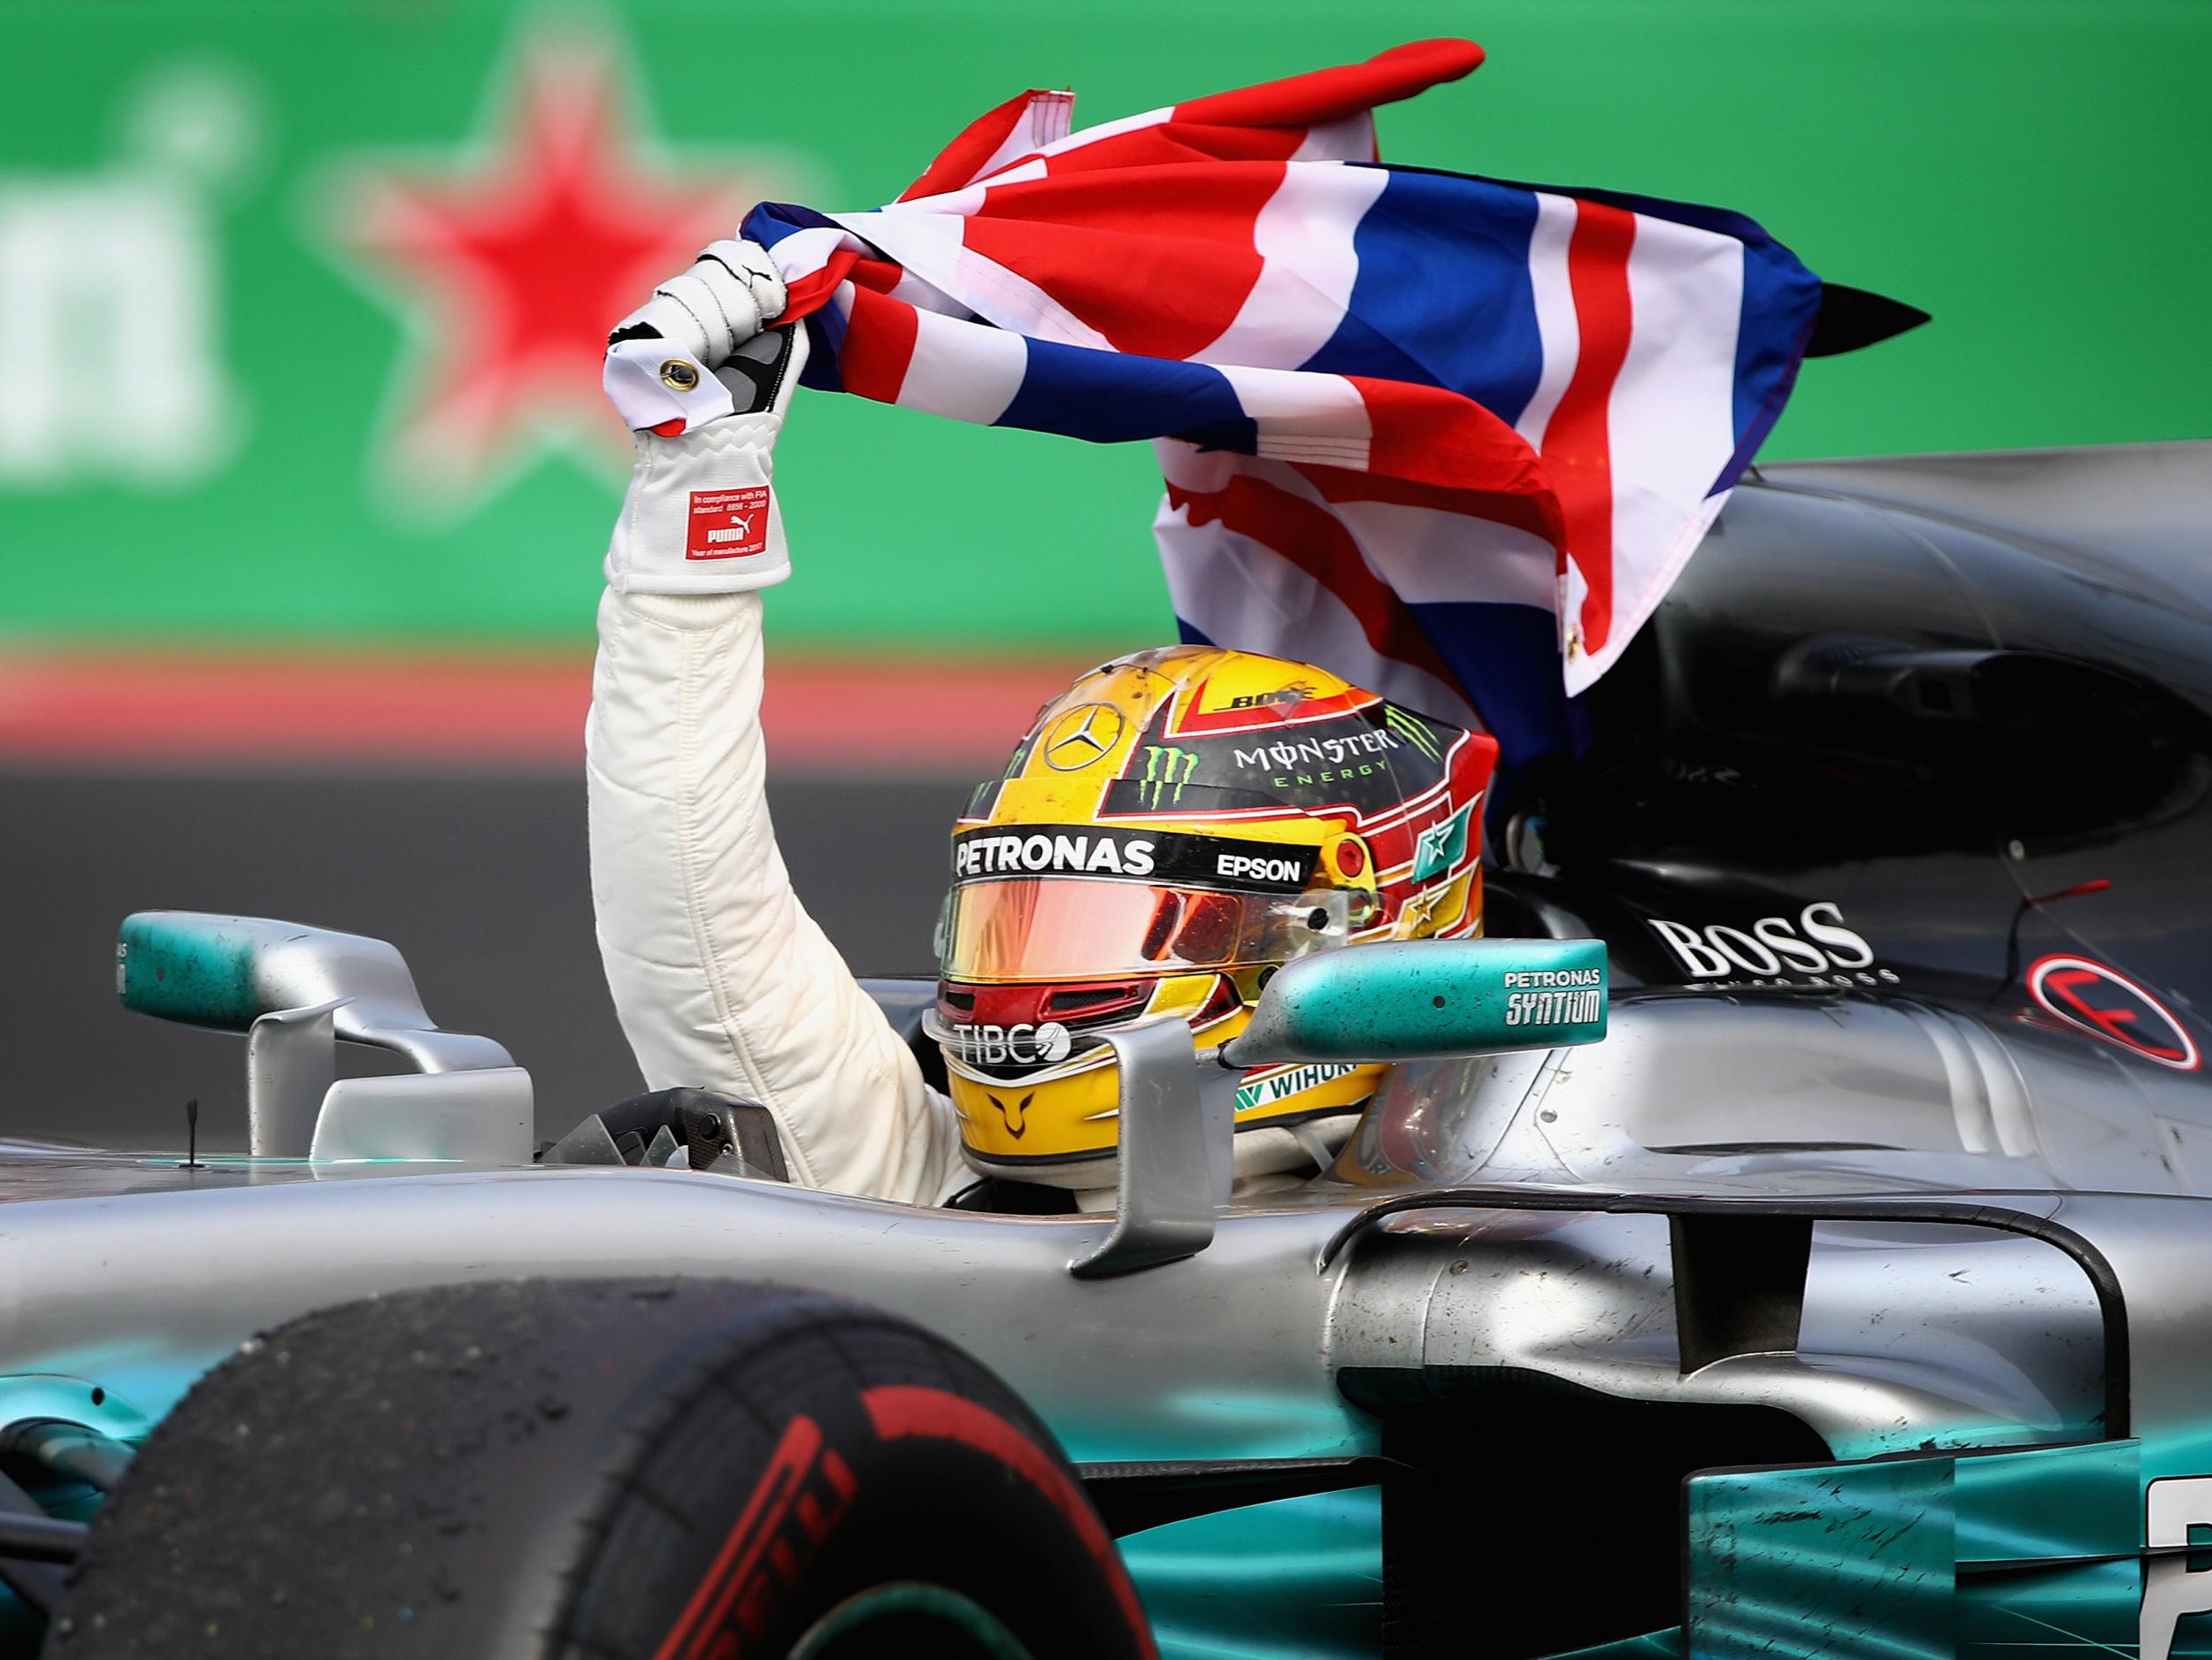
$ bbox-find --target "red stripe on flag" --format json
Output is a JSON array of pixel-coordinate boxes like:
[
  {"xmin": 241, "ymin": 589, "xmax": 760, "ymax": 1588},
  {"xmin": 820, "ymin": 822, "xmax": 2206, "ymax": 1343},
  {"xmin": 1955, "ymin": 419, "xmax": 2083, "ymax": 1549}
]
[
  {"xmin": 1033, "ymin": 123, "xmax": 1303, "ymax": 173},
  {"xmin": 1297, "ymin": 458, "xmax": 1562, "ymax": 549},
  {"xmin": 835, "ymin": 282, "xmax": 920, "ymax": 404},
  {"xmin": 959, "ymin": 166, "xmax": 1286, "ymax": 360},
  {"xmin": 1348, "ymin": 376, "xmax": 1555, "ymax": 507},
  {"xmin": 775, "ymin": 246, "xmax": 861, "ymax": 325},
  {"xmin": 1543, "ymin": 199, "xmax": 1636, "ymax": 656},
  {"xmin": 1172, "ymin": 38, "xmax": 1484, "ymax": 131},
  {"xmin": 899, "ymin": 88, "xmax": 1053, "ymax": 201},
  {"xmin": 1164, "ymin": 473, "xmax": 1463, "ymax": 703}
]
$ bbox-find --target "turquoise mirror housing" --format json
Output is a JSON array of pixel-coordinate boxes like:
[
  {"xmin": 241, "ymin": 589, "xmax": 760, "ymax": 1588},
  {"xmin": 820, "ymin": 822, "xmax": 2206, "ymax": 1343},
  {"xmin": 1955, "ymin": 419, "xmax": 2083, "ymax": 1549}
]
[
  {"xmin": 116, "ymin": 911, "xmax": 285, "ymax": 1031},
  {"xmin": 1222, "ymin": 938, "xmax": 1608, "ymax": 1068}
]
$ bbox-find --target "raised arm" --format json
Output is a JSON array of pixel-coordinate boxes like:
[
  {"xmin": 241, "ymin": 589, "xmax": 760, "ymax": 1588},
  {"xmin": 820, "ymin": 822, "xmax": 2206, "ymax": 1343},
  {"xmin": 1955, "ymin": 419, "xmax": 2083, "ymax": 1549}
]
[{"xmin": 586, "ymin": 243, "xmax": 965, "ymax": 1205}]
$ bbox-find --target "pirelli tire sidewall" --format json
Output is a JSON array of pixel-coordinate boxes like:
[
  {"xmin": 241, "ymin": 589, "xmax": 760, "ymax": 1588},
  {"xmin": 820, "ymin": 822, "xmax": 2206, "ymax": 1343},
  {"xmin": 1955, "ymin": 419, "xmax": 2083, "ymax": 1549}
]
[
  {"xmin": 565, "ymin": 1287, "xmax": 1157, "ymax": 1660},
  {"xmin": 49, "ymin": 1280, "xmax": 1155, "ymax": 1660}
]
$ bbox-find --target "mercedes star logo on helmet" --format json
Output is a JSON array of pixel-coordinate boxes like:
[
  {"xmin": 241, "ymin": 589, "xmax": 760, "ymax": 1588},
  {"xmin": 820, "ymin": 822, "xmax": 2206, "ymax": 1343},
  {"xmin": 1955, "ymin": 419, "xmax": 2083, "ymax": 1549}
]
[{"xmin": 1041, "ymin": 703, "xmax": 1125, "ymax": 771}]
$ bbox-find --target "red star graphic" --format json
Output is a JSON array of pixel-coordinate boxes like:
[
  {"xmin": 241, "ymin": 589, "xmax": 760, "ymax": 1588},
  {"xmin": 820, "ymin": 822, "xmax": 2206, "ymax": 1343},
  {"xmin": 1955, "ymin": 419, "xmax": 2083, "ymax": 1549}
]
[{"xmin": 334, "ymin": 34, "xmax": 772, "ymax": 501}]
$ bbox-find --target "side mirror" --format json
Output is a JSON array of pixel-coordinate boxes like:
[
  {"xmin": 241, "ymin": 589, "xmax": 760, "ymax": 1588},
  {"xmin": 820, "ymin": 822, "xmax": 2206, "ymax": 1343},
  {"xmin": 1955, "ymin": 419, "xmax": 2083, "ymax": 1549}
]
[
  {"xmin": 117, "ymin": 911, "xmax": 528, "ymax": 1162},
  {"xmin": 1070, "ymin": 937, "xmax": 1608, "ymax": 1280},
  {"xmin": 1222, "ymin": 937, "xmax": 1607, "ymax": 1068}
]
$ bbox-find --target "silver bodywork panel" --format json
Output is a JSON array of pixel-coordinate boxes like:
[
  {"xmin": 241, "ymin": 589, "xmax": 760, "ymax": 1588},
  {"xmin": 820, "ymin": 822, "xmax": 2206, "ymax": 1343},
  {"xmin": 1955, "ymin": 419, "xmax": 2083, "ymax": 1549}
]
[{"xmin": 7, "ymin": 982, "xmax": 2212, "ymax": 1474}]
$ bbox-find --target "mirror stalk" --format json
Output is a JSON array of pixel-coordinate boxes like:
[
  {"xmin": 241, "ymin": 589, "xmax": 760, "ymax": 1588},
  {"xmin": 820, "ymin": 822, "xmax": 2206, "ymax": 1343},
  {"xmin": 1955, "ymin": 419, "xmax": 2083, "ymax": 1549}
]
[
  {"xmin": 1068, "ymin": 1020, "xmax": 1233, "ymax": 1280},
  {"xmin": 245, "ymin": 999, "xmax": 342, "ymax": 1158}
]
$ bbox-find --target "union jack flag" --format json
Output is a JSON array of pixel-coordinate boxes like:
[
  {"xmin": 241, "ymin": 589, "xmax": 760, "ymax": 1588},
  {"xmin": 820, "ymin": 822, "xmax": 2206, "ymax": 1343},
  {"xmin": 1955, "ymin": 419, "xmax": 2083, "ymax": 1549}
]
[{"xmin": 741, "ymin": 39, "xmax": 1823, "ymax": 777}]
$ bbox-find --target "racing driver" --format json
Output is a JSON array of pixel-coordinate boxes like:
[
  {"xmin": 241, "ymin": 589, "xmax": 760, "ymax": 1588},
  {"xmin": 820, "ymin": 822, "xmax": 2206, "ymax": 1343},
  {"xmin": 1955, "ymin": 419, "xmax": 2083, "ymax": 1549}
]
[{"xmin": 588, "ymin": 241, "xmax": 1497, "ymax": 1208}]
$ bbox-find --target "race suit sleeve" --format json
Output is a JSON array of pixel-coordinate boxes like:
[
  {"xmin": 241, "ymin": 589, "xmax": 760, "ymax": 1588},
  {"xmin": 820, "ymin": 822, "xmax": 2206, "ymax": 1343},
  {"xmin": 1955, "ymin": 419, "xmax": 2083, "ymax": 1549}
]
[{"xmin": 585, "ymin": 526, "xmax": 969, "ymax": 1209}]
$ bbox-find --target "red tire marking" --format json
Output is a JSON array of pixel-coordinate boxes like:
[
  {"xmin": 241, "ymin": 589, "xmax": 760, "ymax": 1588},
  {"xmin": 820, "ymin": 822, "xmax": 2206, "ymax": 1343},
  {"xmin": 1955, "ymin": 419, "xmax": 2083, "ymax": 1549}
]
[
  {"xmin": 862, "ymin": 1383, "xmax": 1158, "ymax": 1658},
  {"xmin": 653, "ymin": 1413, "xmax": 856, "ymax": 1660}
]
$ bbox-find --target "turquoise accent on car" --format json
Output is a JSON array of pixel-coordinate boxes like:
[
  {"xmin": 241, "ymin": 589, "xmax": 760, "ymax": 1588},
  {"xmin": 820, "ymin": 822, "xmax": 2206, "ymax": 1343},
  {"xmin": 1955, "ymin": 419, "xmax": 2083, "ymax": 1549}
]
[
  {"xmin": 787, "ymin": 1582, "xmax": 1036, "ymax": 1660},
  {"xmin": 0, "ymin": 1374, "xmax": 155, "ymax": 1445},
  {"xmin": 115, "ymin": 912, "xmax": 265, "ymax": 1032},
  {"xmin": 1685, "ymin": 1441, "xmax": 2145, "ymax": 1657},
  {"xmin": 1121, "ymin": 1437, "xmax": 2162, "ymax": 1659},
  {"xmin": 1953, "ymin": 1440, "xmax": 2139, "ymax": 1565},
  {"xmin": 1688, "ymin": 1456, "xmax": 1955, "ymax": 1657},
  {"xmin": 1548, "ymin": 1631, "xmax": 1684, "ymax": 1659},
  {"xmin": 1122, "ymin": 1488, "xmax": 1382, "ymax": 1660},
  {"xmin": 1229, "ymin": 938, "xmax": 1609, "ymax": 1065}
]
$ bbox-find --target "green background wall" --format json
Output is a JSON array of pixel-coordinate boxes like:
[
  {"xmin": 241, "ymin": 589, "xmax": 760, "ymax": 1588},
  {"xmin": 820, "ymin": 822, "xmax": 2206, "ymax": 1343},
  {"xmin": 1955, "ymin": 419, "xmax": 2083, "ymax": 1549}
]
[{"xmin": 1, "ymin": 0, "xmax": 2205, "ymax": 656}]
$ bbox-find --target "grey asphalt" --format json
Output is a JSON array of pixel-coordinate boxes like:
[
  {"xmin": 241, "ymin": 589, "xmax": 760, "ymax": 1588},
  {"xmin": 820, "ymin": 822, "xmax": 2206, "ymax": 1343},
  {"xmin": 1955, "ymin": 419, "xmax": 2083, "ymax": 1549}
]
[{"xmin": 0, "ymin": 770, "xmax": 968, "ymax": 1152}]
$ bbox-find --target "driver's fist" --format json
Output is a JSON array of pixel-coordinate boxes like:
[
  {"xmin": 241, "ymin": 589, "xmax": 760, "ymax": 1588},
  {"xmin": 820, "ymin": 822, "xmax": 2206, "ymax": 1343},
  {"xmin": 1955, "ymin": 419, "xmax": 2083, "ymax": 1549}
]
[
  {"xmin": 603, "ymin": 239, "xmax": 790, "ymax": 434},
  {"xmin": 601, "ymin": 240, "xmax": 810, "ymax": 596}
]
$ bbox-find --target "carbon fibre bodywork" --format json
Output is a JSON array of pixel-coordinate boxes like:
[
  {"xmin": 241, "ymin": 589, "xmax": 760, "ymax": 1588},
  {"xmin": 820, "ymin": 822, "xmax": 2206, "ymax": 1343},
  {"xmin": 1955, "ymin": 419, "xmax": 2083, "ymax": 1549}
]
[{"xmin": 9, "ymin": 442, "xmax": 2212, "ymax": 1657}]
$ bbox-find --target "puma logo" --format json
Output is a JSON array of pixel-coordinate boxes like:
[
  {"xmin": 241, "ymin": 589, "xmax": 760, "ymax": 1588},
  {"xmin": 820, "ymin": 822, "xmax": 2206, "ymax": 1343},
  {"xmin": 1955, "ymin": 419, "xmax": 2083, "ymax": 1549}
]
[{"xmin": 988, "ymin": 1092, "xmax": 1035, "ymax": 1139}]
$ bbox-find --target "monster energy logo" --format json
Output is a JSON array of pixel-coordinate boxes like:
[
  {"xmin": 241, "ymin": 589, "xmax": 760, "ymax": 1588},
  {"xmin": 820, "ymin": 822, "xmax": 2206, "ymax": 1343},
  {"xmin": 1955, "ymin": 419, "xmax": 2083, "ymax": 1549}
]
[
  {"xmin": 1137, "ymin": 745, "xmax": 1199, "ymax": 808},
  {"xmin": 1384, "ymin": 707, "xmax": 1441, "ymax": 763}
]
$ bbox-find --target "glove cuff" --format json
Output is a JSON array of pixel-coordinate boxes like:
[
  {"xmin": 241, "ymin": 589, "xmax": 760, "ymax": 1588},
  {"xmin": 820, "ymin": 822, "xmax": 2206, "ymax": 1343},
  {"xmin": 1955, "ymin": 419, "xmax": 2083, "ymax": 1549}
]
[{"xmin": 604, "ymin": 416, "xmax": 792, "ymax": 596}]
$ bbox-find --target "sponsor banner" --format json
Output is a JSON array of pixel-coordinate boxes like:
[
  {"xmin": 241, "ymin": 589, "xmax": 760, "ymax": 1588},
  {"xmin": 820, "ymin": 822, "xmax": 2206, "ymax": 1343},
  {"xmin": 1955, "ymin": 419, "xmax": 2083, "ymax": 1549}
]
[
  {"xmin": 1644, "ymin": 901, "xmax": 1900, "ymax": 991},
  {"xmin": 939, "ymin": 1020, "xmax": 1076, "ymax": 1068},
  {"xmin": 0, "ymin": 6, "xmax": 2195, "ymax": 659},
  {"xmin": 950, "ymin": 823, "xmax": 1315, "ymax": 894},
  {"xmin": 1101, "ymin": 698, "xmax": 1459, "ymax": 819},
  {"xmin": 1234, "ymin": 1060, "xmax": 1363, "ymax": 1115},
  {"xmin": 1503, "ymin": 987, "xmax": 1605, "ymax": 1028}
]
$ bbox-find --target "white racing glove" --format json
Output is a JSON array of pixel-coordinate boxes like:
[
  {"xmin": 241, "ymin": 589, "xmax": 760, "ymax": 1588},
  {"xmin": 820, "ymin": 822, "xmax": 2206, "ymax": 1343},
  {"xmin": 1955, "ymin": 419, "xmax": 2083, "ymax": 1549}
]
[{"xmin": 602, "ymin": 239, "xmax": 810, "ymax": 595}]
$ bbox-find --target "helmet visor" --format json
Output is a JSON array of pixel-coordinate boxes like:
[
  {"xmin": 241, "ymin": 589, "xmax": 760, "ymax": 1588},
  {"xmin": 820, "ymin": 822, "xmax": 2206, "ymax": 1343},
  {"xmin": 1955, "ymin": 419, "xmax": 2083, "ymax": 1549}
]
[{"xmin": 941, "ymin": 878, "xmax": 1347, "ymax": 982}]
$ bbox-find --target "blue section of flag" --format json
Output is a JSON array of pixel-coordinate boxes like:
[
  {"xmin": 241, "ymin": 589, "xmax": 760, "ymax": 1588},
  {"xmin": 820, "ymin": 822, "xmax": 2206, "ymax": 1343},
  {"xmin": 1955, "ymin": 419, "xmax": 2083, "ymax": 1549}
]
[
  {"xmin": 743, "ymin": 200, "xmax": 836, "ymax": 248},
  {"xmin": 994, "ymin": 340, "xmax": 1246, "ymax": 444},
  {"xmin": 796, "ymin": 304, "xmax": 848, "ymax": 395},
  {"xmin": 1409, "ymin": 597, "xmax": 1578, "ymax": 807},
  {"xmin": 1724, "ymin": 240, "xmax": 1824, "ymax": 489},
  {"xmin": 1302, "ymin": 166, "xmax": 1544, "ymax": 426}
]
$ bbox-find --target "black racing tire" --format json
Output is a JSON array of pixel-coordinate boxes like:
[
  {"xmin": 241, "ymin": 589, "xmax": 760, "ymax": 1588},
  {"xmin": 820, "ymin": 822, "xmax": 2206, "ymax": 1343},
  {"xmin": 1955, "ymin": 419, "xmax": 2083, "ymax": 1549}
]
[{"xmin": 50, "ymin": 1279, "xmax": 1156, "ymax": 1660}]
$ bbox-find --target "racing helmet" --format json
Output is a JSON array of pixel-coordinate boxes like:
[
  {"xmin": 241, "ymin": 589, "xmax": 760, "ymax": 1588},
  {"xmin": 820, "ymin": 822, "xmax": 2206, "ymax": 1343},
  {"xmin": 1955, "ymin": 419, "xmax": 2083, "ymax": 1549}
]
[{"xmin": 932, "ymin": 646, "xmax": 1499, "ymax": 1187}]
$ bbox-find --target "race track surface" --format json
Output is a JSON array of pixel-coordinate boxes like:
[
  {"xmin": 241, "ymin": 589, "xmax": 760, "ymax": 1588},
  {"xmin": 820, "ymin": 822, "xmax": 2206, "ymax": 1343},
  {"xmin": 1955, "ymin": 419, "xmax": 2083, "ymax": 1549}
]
[{"xmin": 0, "ymin": 769, "xmax": 968, "ymax": 1152}]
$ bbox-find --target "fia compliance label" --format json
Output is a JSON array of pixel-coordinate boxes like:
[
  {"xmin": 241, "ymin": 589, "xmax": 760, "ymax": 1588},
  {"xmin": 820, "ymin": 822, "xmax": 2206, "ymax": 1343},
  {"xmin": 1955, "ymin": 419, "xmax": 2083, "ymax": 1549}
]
[
  {"xmin": 686, "ymin": 487, "xmax": 770, "ymax": 559},
  {"xmin": 1502, "ymin": 965, "xmax": 1604, "ymax": 1027}
]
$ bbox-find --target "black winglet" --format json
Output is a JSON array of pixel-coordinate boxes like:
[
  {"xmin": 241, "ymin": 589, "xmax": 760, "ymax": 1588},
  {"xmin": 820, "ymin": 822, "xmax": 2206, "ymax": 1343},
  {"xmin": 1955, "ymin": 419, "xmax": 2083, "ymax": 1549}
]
[{"xmin": 1805, "ymin": 282, "xmax": 1932, "ymax": 357}]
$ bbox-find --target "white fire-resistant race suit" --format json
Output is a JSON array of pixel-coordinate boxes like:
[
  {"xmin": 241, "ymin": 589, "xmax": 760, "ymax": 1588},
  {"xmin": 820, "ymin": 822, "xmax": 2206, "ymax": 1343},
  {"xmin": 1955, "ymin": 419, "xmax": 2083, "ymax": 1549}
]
[
  {"xmin": 587, "ymin": 246, "xmax": 969, "ymax": 1207},
  {"xmin": 587, "ymin": 245, "xmax": 1354, "ymax": 1210}
]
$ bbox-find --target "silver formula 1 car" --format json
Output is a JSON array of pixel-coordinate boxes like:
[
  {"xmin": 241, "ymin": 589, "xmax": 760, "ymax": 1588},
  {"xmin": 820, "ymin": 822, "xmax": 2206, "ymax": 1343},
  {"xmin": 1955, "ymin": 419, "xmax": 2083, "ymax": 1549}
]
[{"xmin": 4, "ymin": 440, "xmax": 2210, "ymax": 1660}]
